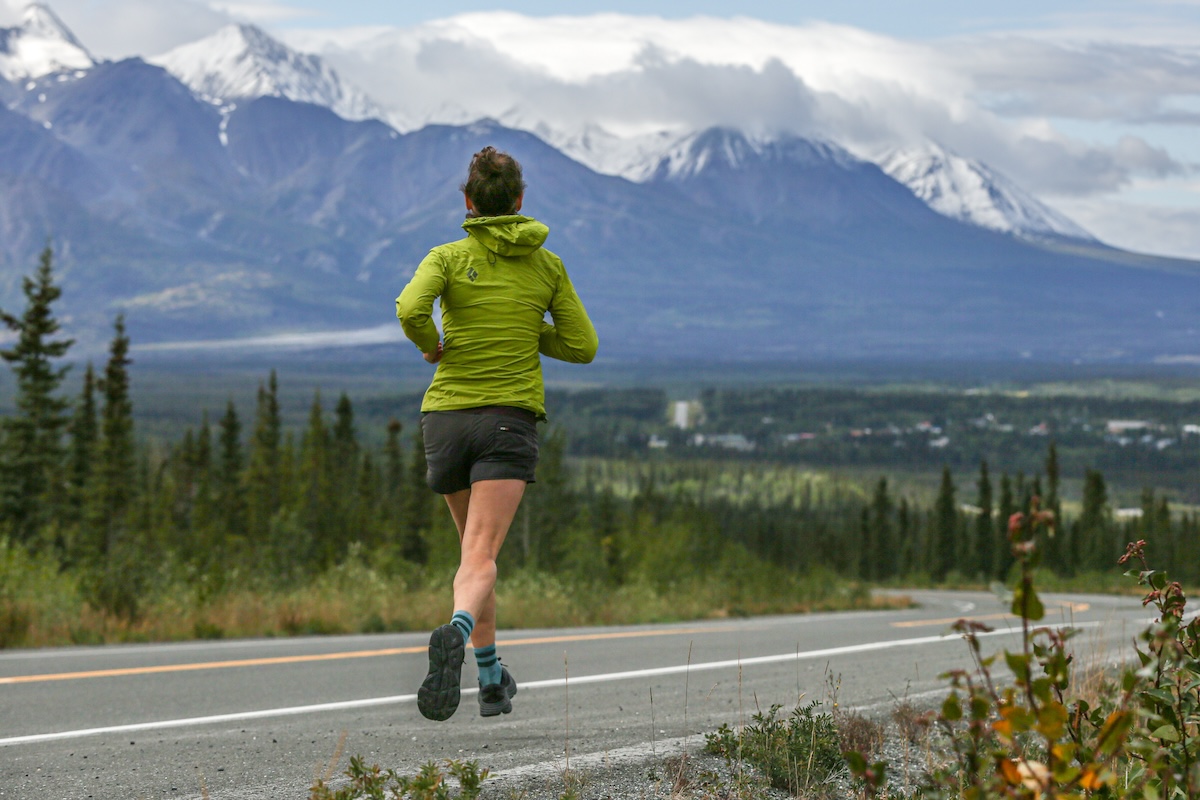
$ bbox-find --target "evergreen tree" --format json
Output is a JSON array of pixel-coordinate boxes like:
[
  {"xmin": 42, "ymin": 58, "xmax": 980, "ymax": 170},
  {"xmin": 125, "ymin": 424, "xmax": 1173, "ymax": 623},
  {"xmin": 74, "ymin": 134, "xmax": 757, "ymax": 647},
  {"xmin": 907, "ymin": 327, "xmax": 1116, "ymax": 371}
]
[
  {"xmin": 299, "ymin": 394, "xmax": 333, "ymax": 565},
  {"xmin": 216, "ymin": 399, "xmax": 246, "ymax": 544},
  {"xmin": 869, "ymin": 477, "xmax": 894, "ymax": 581},
  {"xmin": 402, "ymin": 424, "xmax": 431, "ymax": 564},
  {"xmin": 245, "ymin": 371, "xmax": 282, "ymax": 543},
  {"xmin": 974, "ymin": 460, "xmax": 994, "ymax": 581},
  {"xmin": 83, "ymin": 316, "xmax": 134, "ymax": 560},
  {"xmin": 81, "ymin": 317, "xmax": 142, "ymax": 618},
  {"xmin": 1079, "ymin": 469, "xmax": 1110, "ymax": 571},
  {"xmin": 932, "ymin": 466, "xmax": 958, "ymax": 581},
  {"xmin": 66, "ymin": 363, "xmax": 98, "ymax": 527},
  {"xmin": 896, "ymin": 497, "xmax": 913, "ymax": 577},
  {"xmin": 0, "ymin": 246, "xmax": 74, "ymax": 542},
  {"xmin": 997, "ymin": 473, "xmax": 1016, "ymax": 580},
  {"xmin": 383, "ymin": 418, "xmax": 405, "ymax": 538}
]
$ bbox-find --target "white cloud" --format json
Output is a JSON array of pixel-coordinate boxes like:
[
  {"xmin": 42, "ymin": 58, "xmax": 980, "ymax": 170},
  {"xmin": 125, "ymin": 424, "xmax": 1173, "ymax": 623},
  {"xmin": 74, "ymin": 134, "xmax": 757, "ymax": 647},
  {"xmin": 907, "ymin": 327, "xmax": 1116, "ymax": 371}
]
[
  {"xmin": 281, "ymin": 13, "xmax": 1195, "ymax": 198},
  {"xmin": 209, "ymin": 1, "xmax": 317, "ymax": 25},
  {"xmin": 1053, "ymin": 193, "xmax": 1200, "ymax": 262},
  {"xmin": 31, "ymin": 0, "xmax": 229, "ymax": 59}
]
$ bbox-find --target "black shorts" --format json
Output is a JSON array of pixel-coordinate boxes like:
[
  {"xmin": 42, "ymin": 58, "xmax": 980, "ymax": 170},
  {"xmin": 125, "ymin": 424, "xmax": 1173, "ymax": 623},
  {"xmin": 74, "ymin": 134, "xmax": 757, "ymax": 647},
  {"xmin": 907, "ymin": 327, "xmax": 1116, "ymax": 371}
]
[{"xmin": 421, "ymin": 407, "xmax": 540, "ymax": 495}]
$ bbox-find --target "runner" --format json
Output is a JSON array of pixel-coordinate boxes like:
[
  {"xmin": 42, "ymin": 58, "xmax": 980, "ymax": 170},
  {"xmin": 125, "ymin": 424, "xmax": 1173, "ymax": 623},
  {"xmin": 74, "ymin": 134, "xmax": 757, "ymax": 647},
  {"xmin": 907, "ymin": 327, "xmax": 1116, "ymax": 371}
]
[{"xmin": 396, "ymin": 146, "xmax": 598, "ymax": 721}]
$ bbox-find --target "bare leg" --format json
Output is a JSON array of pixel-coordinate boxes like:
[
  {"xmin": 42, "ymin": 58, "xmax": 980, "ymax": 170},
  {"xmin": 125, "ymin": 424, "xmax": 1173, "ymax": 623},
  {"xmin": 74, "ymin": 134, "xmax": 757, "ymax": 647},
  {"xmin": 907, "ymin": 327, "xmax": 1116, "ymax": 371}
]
[{"xmin": 442, "ymin": 480, "xmax": 525, "ymax": 648}]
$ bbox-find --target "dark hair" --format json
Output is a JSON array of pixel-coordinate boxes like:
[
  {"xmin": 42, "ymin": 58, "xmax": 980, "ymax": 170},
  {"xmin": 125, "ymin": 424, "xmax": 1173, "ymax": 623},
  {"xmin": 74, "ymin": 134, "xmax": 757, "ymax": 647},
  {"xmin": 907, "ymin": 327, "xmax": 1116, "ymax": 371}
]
[{"xmin": 460, "ymin": 146, "xmax": 526, "ymax": 216}]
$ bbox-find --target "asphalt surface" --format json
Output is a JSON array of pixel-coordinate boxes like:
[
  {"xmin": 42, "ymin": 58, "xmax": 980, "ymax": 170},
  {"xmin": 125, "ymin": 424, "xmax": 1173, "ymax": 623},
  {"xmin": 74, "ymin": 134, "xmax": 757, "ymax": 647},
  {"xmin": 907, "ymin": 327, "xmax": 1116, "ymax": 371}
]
[{"xmin": 0, "ymin": 590, "xmax": 1152, "ymax": 799}]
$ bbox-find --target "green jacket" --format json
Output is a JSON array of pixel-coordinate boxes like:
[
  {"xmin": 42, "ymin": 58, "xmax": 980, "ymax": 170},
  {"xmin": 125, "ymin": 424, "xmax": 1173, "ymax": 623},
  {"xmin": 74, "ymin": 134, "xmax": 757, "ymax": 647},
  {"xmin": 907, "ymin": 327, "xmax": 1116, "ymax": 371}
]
[{"xmin": 396, "ymin": 215, "xmax": 598, "ymax": 418}]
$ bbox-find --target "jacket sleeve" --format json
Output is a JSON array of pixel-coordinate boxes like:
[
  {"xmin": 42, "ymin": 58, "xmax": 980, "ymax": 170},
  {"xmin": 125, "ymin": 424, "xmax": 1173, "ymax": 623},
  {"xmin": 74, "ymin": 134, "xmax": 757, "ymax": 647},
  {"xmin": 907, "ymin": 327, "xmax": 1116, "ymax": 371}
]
[
  {"xmin": 395, "ymin": 251, "xmax": 446, "ymax": 354},
  {"xmin": 539, "ymin": 265, "xmax": 598, "ymax": 364}
]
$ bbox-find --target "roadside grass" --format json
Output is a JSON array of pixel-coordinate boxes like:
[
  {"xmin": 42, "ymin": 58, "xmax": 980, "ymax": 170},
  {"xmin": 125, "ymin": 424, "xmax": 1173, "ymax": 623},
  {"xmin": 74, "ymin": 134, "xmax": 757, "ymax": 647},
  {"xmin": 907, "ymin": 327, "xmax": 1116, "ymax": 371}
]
[{"xmin": 0, "ymin": 538, "xmax": 903, "ymax": 648}]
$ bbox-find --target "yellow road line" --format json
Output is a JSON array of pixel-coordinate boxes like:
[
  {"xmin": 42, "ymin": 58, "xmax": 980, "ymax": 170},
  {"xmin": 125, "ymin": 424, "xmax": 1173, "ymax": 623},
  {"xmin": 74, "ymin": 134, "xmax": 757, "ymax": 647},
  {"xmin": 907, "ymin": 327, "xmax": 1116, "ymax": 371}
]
[
  {"xmin": 891, "ymin": 602, "xmax": 1090, "ymax": 629},
  {"xmin": 0, "ymin": 627, "xmax": 711, "ymax": 685}
]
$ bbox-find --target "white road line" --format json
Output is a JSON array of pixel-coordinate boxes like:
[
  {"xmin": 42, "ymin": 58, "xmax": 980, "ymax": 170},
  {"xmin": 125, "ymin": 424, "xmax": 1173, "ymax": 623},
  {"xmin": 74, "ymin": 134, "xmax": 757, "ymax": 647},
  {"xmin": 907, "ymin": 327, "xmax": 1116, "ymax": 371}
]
[{"xmin": 0, "ymin": 618, "xmax": 1121, "ymax": 748}]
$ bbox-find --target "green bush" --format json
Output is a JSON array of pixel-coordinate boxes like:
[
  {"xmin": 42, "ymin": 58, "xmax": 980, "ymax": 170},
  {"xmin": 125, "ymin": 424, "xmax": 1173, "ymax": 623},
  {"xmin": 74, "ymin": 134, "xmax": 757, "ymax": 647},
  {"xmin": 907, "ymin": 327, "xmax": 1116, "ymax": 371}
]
[
  {"xmin": 705, "ymin": 701, "xmax": 845, "ymax": 794},
  {"xmin": 309, "ymin": 756, "xmax": 488, "ymax": 800}
]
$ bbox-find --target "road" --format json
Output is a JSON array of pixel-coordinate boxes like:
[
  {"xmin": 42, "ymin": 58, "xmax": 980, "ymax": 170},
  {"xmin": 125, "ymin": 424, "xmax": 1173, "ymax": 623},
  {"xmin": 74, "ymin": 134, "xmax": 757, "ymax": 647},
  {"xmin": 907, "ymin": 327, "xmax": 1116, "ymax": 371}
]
[{"xmin": 0, "ymin": 590, "xmax": 1151, "ymax": 799}]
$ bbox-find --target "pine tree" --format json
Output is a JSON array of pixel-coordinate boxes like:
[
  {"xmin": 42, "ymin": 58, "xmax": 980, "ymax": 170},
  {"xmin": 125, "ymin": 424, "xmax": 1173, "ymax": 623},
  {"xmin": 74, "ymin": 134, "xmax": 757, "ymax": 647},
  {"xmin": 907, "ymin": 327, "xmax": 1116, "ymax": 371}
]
[
  {"xmin": 402, "ymin": 424, "xmax": 431, "ymax": 565},
  {"xmin": 0, "ymin": 246, "xmax": 74, "ymax": 543},
  {"xmin": 932, "ymin": 466, "xmax": 958, "ymax": 582},
  {"xmin": 974, "ymin": 460, "xmax": 994, "ymax": 581},
  {"xmin": 997, "ymin": 473, "xmax": 1016, "ymax": 580},
  {"xmin": 383, "ymin": 418, "xmax": 405, "ymax": 539},
  {"xmin": 299, "ymin": 393, "xmax": 334, "ymax": 566},
  {"xmin": 80, "ymin": 316, "xmax": 142, "ymax": 618},
  {"xmin": 83, "ymin": 316, "xmax": 134, "ymax": 561},
  {"xmin": 1079, "ymin": 469, "xmax": 1110, "ymax": 572},
  {"xmin": 216, "ymin": 399, "xmax": 246, "ymax": 545},
  {"xmin": 869, "ymin": 477, "xmax": 894, "ymax": 581},
  {"xmin": 245, "ymin": 371, "xmax": 281, "ymax": 544},
  {"xmin": 66, "ymin": 363, "xmax": 98, "ymax": 526}
]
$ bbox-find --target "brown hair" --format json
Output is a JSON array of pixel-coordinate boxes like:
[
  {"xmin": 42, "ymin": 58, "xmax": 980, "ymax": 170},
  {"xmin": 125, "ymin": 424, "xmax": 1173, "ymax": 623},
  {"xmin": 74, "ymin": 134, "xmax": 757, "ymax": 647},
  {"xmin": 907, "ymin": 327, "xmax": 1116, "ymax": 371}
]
[{"xmin": 460, "ymin": 146, "xmax": 526, "ymax": 216}]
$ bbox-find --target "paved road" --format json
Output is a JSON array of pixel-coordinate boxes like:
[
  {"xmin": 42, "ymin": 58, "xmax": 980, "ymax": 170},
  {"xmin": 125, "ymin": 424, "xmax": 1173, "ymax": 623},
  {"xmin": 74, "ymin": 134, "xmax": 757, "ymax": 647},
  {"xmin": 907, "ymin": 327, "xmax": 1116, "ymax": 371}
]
[{"xmin": 1, "ymin": 590, "xmax": 1151, "ymax": 799}]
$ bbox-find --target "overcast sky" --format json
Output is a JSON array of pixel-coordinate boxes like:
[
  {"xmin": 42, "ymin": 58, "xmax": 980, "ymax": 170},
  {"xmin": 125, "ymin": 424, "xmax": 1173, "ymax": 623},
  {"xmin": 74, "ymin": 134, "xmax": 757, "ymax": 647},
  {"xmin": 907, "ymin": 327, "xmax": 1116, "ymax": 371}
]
[{"xmin": 4, "ymin": 0, "xmax": 1199, "ymax": 260}]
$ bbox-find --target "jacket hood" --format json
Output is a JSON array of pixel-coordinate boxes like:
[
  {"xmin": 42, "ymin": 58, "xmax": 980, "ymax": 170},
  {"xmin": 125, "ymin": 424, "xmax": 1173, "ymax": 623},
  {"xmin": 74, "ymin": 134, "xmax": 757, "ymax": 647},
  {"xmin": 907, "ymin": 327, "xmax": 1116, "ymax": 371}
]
[{"xmin": 462, "ymin": 215, "xmax": 549, "ymax": 258}]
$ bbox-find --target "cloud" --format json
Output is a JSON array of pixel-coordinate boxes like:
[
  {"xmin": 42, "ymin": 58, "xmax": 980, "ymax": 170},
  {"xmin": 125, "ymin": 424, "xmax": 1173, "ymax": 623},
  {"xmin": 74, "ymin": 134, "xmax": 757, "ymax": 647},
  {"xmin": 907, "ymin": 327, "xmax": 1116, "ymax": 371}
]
[
  {"xmin": 1053, "ymin": 194, "xmax": 1200, "ymax": 262},
  {"xmin": 7, "ymin": 0, "xmax": 229, "ymax": 58},
  {"xmin": 957, "ymin": 38, "xmax": 1200, "ymax": 124},
  {"xmin": 209, "ymin": 1, "xmax": 318, "ymax": 25},
  {"xmin": 285, "ymin": 13, "xmax": 1196, "ymax": 199}
]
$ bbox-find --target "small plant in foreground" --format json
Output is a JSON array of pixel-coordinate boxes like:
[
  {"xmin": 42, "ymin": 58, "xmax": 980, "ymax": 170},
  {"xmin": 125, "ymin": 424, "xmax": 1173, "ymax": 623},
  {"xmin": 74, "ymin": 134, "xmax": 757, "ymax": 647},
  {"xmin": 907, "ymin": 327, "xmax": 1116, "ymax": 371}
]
[
  {"xmin": 1118, "ymin": 539, "xmax": 1200, "ymax": 797},
  {"xmin": 705, "ymin": 700, "xmax": 845, "ymax": 795},
  {"xmin": 308, "ymin": 756, "xmax": 488, "ymax": 800},
  {"xmin": 846, "ymin": 499, "xmax": 1199, "ymax": 799}
]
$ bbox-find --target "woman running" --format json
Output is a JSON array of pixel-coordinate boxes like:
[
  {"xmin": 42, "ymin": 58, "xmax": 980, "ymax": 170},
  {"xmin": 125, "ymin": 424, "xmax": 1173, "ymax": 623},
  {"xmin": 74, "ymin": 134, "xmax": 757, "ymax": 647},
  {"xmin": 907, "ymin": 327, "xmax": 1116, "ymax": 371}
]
[{"xmin": 396, "ymin": 145, "xmax": 598, "ymax": 721}]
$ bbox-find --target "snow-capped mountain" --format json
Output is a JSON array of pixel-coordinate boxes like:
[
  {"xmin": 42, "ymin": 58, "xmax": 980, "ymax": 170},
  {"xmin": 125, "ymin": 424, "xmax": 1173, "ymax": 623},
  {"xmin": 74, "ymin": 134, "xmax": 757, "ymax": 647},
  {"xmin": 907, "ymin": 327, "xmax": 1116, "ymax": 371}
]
[
  {"xmin": 151, "ymin": 24, "xmax": 382, "ymax": 122},
  {"xmin": 0, "ymin": 2, "xmax": 92, "ymax": 82},
  {"xmin": 878, "ymin": 143, "xmax": 1096, "ymax": 242}
]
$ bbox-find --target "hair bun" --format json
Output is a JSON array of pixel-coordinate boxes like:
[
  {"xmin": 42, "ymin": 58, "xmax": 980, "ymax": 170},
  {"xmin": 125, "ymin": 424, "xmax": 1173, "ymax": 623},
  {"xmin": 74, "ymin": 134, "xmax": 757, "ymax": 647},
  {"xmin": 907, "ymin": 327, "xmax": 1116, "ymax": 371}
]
[{"xmin": 461, "ymin": 145, "xmax": 526, "ymax": 216}]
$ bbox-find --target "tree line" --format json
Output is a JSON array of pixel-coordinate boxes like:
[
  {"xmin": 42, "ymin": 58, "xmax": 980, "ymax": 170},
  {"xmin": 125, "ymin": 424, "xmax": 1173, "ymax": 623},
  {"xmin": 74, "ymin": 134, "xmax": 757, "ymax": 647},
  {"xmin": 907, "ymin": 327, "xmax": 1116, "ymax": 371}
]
[{"xmin": 1, "ymin": 251, "xmax": 1196, "ymax": 623}]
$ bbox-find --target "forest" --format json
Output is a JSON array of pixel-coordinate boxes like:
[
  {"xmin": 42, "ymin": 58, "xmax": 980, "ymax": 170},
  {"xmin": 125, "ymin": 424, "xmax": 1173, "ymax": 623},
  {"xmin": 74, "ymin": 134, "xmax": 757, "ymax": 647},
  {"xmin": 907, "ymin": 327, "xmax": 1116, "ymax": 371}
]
[{"xmin": 2, "ymin": 250, "xmax": 1198, "ymax": 647}]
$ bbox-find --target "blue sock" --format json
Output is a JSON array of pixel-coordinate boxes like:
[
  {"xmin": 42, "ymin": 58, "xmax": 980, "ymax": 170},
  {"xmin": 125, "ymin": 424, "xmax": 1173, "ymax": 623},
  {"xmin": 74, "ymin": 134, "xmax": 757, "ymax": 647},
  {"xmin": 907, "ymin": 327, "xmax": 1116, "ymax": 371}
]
[
  {"xmin": 475, "ymin": 643, "xmax": 502, "ymax": 686},
  {"xmin": 450, "ymin": 610, "xmax": 474, "ymax": 644}
]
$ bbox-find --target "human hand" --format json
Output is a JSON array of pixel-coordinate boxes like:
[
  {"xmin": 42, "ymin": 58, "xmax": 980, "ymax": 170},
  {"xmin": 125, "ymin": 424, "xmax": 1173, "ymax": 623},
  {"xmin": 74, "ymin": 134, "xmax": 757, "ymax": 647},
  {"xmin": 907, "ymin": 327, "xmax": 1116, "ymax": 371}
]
[{"xmin": 423, "ymin": 341, "xmax": 443, "ymax": 364}]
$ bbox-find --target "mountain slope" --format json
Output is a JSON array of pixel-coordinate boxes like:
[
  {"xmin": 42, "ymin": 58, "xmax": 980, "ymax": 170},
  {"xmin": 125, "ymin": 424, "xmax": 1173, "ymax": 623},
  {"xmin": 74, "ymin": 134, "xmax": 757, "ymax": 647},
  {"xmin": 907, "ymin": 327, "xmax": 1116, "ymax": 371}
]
[
  {"xmin": 151, "ymin": 24, "xmax": 381, "ymax": 122},
  {"xmin": 0, "ymin": 2, "xmax": 92, "ymax": 81},
  {"xmin": 0, "ymin": 10, "xmax": 1196, "ymax": 363},
  {"xmin": 878, "ymin": 144, "xmax": 1096, "ymax": 242}
]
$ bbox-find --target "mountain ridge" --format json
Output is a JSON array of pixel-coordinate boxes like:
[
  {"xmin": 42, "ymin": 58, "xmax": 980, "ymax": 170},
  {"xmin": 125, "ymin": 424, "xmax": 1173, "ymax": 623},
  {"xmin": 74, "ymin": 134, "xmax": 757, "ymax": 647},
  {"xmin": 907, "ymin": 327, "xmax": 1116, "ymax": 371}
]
[{"xmin": 0, "ymin": 4, "xmax": 1196, "ymax": 364}]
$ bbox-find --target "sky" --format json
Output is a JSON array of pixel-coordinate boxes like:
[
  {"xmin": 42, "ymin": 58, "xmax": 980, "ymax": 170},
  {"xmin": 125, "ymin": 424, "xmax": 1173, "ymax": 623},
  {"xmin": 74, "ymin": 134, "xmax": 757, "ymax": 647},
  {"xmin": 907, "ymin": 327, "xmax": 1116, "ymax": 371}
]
[{"xmin": 3, "ymin": 0, "xmax": 1200, "ymax": 260}]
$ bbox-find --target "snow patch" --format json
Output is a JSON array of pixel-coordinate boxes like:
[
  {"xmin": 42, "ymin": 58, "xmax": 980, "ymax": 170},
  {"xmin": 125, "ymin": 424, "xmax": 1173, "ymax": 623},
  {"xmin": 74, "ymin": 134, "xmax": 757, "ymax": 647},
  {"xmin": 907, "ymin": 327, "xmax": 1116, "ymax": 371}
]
[
  {"xmin": 878, "ymin": 143, "xmax": 1095, "ymax": 241},
  {"xmin": 0, "ymin": 2, "xmax": 93, "ymax": 82},
  {"xmin": 150, "ymin": 23, "xmax": 382, "ymax": 122}
]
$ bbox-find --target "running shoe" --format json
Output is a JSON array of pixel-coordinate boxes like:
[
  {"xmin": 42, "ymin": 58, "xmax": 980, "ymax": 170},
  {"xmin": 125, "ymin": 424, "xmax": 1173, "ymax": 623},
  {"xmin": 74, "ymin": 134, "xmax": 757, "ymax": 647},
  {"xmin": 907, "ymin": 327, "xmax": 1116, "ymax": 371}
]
[
  {"xmin": 417, "ymin": 624, "xmax": 465, "ymax": 721},
  {"xmin": 478, "ymin": 664, "xmax": 518, "ymax": 717}
]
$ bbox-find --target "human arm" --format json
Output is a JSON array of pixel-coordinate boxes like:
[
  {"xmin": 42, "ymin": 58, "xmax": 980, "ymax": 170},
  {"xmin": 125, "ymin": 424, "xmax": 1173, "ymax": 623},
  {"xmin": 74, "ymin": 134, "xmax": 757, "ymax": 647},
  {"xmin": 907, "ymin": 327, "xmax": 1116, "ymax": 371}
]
[
  {"xmin": 538, "ymin": 268, "xmax": 598, "ymax": 363},
  {"xmin": 395, "ymin": 252, "xmax": 446, "ymax": 358}
]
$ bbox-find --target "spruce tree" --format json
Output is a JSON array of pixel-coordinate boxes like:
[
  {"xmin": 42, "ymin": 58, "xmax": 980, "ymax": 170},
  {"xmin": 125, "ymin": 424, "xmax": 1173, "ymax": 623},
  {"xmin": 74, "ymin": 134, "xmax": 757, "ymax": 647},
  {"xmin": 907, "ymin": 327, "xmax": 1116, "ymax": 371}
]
[
  {"xmin": 300, "ymin": 393, "xmax": 333, "ymax": 565},
  {"xmin": 0, "ymin": 246, "xmax": 74, "ymax": 543},
  {"xmin": 1079, "ymin": 469, "xmax": 1110, "ymax": 571},
  {"xmin": 974, "ymin": 460, "xmax": 994, "ymax": 581},
  {"xmin": 245, "ymin": 371, "xmax": 281, "ymax": 543},
  {"xmin": 997, "ymin": 473, "xmax": 1016, "ymax": 579},
  {"xmin": 84, "ymin": 316, "xmax": 134, "ymax": 560},
  {"xmin": 402, "ymin": 424, "xmax": 430, "ymax": 565},
  {"xmin": 932, "ymin": 466, "xmax": 959, "ymax": 582},
  {"xmin": 383, "ymin": 418, "xmax": 405, "ymax": 536},
  {"xmin": 216, "ymin": 399, "xmax": 245, "ymax": 544},
  {"xmin": 67, "ymin": 363, "xmax": 98, "ymax": 525},
  {"xmin": 869, "ymin": 477, "xmax": 894, "ymax": 581}
]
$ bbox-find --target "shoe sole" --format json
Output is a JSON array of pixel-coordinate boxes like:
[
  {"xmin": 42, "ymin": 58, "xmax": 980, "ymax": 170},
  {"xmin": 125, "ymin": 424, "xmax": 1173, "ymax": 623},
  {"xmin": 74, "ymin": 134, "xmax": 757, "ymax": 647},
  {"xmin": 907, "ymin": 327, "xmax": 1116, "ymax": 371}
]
[
  {"xmin": 479, "ymin": 672, "xmax": 518, "ymax": 717},
  {"xmin": 417, "ymin": 625, "xmax": 465, "ymax": 721}
]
